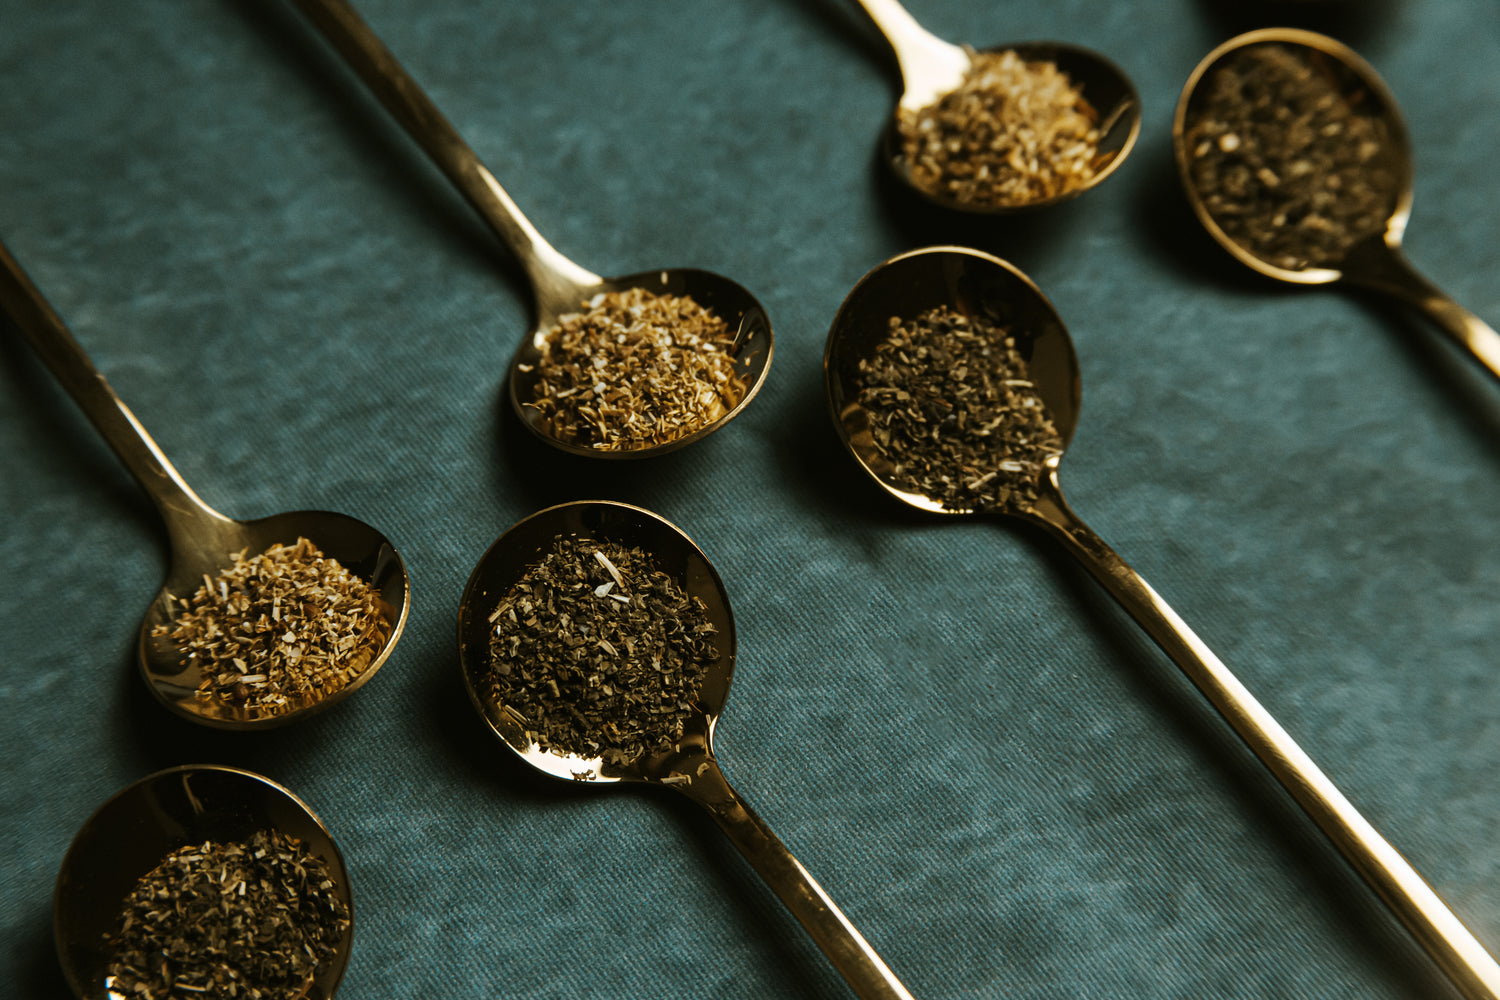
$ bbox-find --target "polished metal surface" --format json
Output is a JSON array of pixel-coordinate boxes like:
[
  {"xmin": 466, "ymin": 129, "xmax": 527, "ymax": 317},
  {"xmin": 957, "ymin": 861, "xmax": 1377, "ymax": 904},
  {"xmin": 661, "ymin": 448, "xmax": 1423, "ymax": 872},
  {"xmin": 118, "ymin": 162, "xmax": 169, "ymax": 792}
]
[
  {"xmin": 1173, "ymin": 28, "xmax": 1500, "ymax": 383},
  {"xmin": 0, "ymin": 238, "xmax": 410, "ymax": 730},
  {"xmin": 53, "ymin": 765, "xmax": 354, "ymax": 1000},
  {"xmin": 292, "ymin": 0, "xmax": 774, "ymax": 458},
  {"xmin": 457, "ymin": 500, "xmax": 913, "ymax": 1000},
  {"xmin": 852, "ymin": 0, "xmax": 1140, "ymax": 214},
  {"xmin": 824, "ymin": 245, "xmax": 1500, "ymax": 1000}
]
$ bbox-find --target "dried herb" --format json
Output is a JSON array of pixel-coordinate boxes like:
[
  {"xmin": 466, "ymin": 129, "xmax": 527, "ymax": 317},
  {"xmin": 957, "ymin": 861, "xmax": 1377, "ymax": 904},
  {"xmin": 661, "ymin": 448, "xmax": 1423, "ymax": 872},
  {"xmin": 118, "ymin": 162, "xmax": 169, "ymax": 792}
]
[
  {"xmin": 853, "ymin": 304, "xmax": 1063, "ymax": 510},
  {"xmin": 899, "ymin": 49, "xmax": 1105, "ymax": 207},
  {"xmin": 104, "ymin": 828, "xmax": 349, "ymax": 1000},
  {"xmin": 521, "ymin": 287, "xmax": 747, "ymax": 450},
  {"xmin": 153, "ymin": 538, "xmax": 388, "ymax": 718},
  {"xmin": 1182, "ymin": 42, "xmax": 1400, "ymax": 270},
  {"xmin": 486, "ymin": 535, "xmax": 718, "ymax": 766}
]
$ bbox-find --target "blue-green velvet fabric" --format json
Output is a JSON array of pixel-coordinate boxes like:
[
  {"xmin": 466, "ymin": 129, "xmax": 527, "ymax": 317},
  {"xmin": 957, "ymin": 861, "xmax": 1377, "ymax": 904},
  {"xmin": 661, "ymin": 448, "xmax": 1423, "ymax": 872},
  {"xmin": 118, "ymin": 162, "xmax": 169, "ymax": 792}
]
[{"xmin": 3, "ymin": 1, "xmax": 1498, "ymax": 997}]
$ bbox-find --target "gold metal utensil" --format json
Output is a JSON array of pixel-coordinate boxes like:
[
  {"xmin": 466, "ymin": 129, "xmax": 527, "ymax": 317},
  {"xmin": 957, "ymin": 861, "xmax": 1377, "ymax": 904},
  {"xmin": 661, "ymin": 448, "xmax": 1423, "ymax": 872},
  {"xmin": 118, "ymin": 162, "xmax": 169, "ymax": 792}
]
[
  {"xmin": 823, "ymin": 245, "xmax": 1500, "ymax": 1000},
  {"xmin": 457, "ymin": 500, "xmax": 914, "ymax": 1000},
  {"xmin": 291, "ymin": 0, "xmax": 773, "ymax": 458},
  {"xmin": 0, "ymin": 238, "xmax": 410, "ymax": 729},
  {"xmin": 1174, "ymin": 28, "xmax": 1500, "ymax": 382},
  {"xmin": 54, "ymin": 765, "xmax": 354, "ymax": 1000}
]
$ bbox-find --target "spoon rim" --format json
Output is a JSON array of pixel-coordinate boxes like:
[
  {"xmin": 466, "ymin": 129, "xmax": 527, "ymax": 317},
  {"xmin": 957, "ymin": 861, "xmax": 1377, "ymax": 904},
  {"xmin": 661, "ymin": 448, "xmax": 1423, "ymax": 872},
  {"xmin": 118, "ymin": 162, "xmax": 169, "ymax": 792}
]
[{"xmin": 1172, "ymin": 27, "xmax": 1416, "ymax": 283}]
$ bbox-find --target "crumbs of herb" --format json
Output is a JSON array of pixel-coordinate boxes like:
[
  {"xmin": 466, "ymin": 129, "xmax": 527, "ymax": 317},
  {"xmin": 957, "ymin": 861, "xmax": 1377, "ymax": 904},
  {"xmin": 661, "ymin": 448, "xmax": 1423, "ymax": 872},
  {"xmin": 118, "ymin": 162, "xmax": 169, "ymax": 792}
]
[
  {"xmin": 153, "ymin": 537, "xmax": 387, "ymax": 718},
  {"xmin": 521, "ymin": 287, "xmax": 746, "ymax": 450},
  {"xmin": 899, "ymin": 49, "xmax": 1106, "ymax": 207},
  {"xmin": 487, "ymin": 535, "xmax": 717, "ymax": 766},
  {"xmin": 104, "ymin": 828, "xmax": 349, "ymax": 1000},
  {"xmin": 1183, "ymin": 42, "xmax": 1400, "ymax": 270},
  {"xmin": 854, "ymin": 304, "xmax": 1063, "ymax": 511}
]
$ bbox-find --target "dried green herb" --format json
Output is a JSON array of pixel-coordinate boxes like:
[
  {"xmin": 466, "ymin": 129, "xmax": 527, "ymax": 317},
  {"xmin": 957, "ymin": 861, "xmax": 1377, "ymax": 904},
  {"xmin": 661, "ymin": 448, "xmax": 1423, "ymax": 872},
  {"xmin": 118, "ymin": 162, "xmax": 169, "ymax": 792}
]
[
  {"xmin": 1182, "ymin": 42, "xmax": 1400, "ymax": 270},
  {"xmin": 899, "ymin": 49, "xmax": 1105, "ymax": 207},
  {"xmin": 487, "ymin": 535, "xmax": 718, "ymax": 766},
  {"xmin": 521, "ymin": 287, "xmax": 746, "ymax": 450},
  {"xmin": 853, "ymin": 304, "xmax": 1063, "ymax": 510},
  {"xmin": 104, "ymin": 828, "xmax": 349, "ymax": 1000},
  {"xmin": 153, "ymin": 538, "xmax": 388, "ymax": 718}
]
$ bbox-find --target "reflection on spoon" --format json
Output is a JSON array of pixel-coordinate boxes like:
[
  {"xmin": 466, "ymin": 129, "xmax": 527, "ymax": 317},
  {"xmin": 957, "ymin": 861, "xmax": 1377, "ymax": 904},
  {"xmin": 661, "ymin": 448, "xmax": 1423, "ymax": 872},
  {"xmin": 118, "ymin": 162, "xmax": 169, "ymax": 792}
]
[
  {"xmin": 1174, "ymin": 28, "xmax": 1500, "ymax": 383},
  {"xmin": 54, "ymin": 765, "xmax": 354, "ymax": 1000},
  {"xmin": 851, "ymin": 0, "xmax": 1139, "ymax": 212},
  {"xmin": 457, "ymin": 501, "xmax": 914, "ymax": 1000},
  {"xmin": 0, "ymin": 238, "xmax": 410, "ymax": 729},
  {"xmin": 290, "ymin": 0, "xmax": 773, "ymax": 457},
  {"xmin": 824, "ymin": 246, "xmax": 1500, "ymax": 1000}
]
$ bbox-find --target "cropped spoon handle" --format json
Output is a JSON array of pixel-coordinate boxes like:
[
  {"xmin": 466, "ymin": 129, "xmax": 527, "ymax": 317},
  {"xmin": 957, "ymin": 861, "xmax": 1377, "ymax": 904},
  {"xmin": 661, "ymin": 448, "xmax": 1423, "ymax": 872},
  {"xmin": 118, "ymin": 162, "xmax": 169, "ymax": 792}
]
[
  {"xmin": 1341, "ymin": 239, "xmax": 1500, "ymax": 383},
  {"xmin": 848, "ymin": 0, "xmax": 968, "ymax": 111},
  {"xmin": 0, "ymin": 238, "xmax": 228, "ymax": 544},
  {"xmin": 1024, "ymin": 474, "xmax": 1500, "ymax": 1000},
  {"xmin": 291, "ymin": 0, "xmax": 600, "ymax": 318},
  {"xmin": 675, "ymin": 755, "xmax": 916, "ymax": 1000}
]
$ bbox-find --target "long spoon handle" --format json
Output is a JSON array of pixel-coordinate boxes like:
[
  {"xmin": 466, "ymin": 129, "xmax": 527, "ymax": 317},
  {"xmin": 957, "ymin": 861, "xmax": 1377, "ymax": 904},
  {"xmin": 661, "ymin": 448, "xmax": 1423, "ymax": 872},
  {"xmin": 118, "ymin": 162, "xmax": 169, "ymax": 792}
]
[
  {"xmin": 0, "ymin": 238, "xmax": 226, "ymax": 538},
  {"xmin": 675, "ymin": 757, "xmax": 916, "ymax": 1000},
  {"xmin": 1025, "ymin": 474, "xmax": 1500, "ymax": 1000},
  {"xmin": 1342, "ymin": 242, "xmax": 1500, "ymax": 383},
  {"xmin": 847, "ymin": 0, "xmax": 968, "ymax": 110},
  {"xmin": 290, "ymin": 0, "xmax": 599, "ymax": 317}
]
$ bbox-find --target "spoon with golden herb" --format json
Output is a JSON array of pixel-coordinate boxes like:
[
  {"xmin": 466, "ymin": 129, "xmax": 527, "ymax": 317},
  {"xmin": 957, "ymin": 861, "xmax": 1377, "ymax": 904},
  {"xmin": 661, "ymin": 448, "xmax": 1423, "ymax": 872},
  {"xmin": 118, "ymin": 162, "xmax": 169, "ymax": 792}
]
[
  {"xmin": 458, "ymin": 500, "xmax": 914, "ymax": 1000},
  {"xmin": 291, "ymin": 0, "xmax": 772, "ymax": 457},
  {"xmin": 823, "ymin": 245, "xmax": 1500, "ymax": 1000},
  {"xmin": 0, "ymin": 238, "xmax": 409, "ymax": 729},
  {"xmin": 1175, "ymin": 28, "xmax": 1500, "ymax": 382},
  {"xmin": 850, "ymin": 0, "xmax": 1139, "ymax": 212},
  {"xmin": 54, "ymin": 765, "xmax": 353, "ymax": 1000}
]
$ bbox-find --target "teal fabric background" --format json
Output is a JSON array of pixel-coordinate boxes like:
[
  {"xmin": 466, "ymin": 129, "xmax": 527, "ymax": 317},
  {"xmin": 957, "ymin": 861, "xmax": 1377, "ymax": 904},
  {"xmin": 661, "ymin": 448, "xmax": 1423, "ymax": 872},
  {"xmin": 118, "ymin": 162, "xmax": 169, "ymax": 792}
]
[{"xmin": 2, "ymin": 1, "xmax": 1497, "ymax": 997}]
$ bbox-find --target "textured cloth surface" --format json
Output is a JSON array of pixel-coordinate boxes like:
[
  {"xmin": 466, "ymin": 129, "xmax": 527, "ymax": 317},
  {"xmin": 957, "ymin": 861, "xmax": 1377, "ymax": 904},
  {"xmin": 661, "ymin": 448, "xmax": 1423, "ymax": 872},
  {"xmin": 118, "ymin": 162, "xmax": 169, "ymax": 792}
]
[{"xmin": 2, "ymin": 2, "xmax": 1498, "ymax": 998}]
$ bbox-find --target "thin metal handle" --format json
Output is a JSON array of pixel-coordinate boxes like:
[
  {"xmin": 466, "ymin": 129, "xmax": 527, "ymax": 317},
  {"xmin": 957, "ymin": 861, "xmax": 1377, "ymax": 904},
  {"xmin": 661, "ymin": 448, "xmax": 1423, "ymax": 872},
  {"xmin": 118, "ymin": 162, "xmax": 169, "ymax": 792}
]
[
  {"xmin": 676, "ymin": 756, "xmax": 916, "ymax": 1000},
  {"xmin": 290, "ymin": 0, "xmax": 598, "ymax": 317},
  {"xmin": 1024, "ymin": 474, "xmax": 1500, "ymax": 1000}
]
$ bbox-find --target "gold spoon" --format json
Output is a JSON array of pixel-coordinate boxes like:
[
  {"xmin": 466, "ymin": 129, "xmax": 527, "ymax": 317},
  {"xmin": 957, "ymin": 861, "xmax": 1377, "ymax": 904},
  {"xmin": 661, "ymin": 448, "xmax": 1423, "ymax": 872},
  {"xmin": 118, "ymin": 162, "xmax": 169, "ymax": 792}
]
[
  {"xmin": 1174, "ymin": 28, "xmax": 1500, "ymax": 381},
  {"xmin": 0, "ymin": 238, "xmax": 410, "ymax": 730},
  {"xmin": 851, "ymin": 0, "xmax": 1140, "ymax": 213},
  {"xmin": 457, "ymin": 500, "xmax": 914, "ymax": 1000},
  {"xmin": 54, "ymin": 765, "xmax": 354, "ymax": 1000},
  {"xmin": 823, "ymin": 245, "xmax": 1500, "ymax": 1000},
  {"xmin": 290, "ymin": 0, "xmax": 773, "ymax": 458}
]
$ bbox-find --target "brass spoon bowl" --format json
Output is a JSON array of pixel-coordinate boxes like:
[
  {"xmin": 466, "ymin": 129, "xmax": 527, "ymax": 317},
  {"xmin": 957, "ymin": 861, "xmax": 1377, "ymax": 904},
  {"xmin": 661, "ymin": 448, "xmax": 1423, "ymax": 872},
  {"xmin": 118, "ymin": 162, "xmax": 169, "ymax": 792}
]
[
  {"xmin": 0, "ymin": 239, "xmax": 410, "ymax": 730},
  {"xmin": 1174, "ymin": 28, "xmax": 1500, "ymax": 381},
  {"xmin": 54, "ymin": 765, "xmax": 354, "ymax": 1000},
  {"xmin": 824, "ymin": 245, "xmax": 1500, "ymax": 1000},
  {"xmin": 457, "ymin": 500, "xmax": 914, "ymax": 1000},
  {"xmin": 292, "ymin": 0, "xmax": 773, "ymax": 458},
  {"xmin": 853, "ymin": 0, "xmax": 1140, "ymax": 214}
]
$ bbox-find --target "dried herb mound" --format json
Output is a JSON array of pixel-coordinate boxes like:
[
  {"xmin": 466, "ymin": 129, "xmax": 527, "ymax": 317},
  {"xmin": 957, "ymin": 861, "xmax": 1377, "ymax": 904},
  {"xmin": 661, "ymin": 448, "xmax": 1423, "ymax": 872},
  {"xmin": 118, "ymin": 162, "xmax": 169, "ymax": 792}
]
[
  {"xmin": 487, "ymin": 536, "xmax": 718, "ymax": 765},
  {"xmin": 522, "ymin": 287, "xmax": 747, "ymax": 450},
  {"xmin": 854, "ymin": 305, "xmax": 1064, "ymax": 511},
  {"xmin": 1183, "ymin": 43, "xmax": 1400, "ymax": 270},
  {"xmin": 154, "ymin": 538, "xmax": 387, "ymax": 717},
  {"xmin": 104, "ymin": 828, "xmax": 349, "ymax": 1000},
  {"xmin": 899, "ymin": 49, "xmax": 1105, "ymax": 207}
]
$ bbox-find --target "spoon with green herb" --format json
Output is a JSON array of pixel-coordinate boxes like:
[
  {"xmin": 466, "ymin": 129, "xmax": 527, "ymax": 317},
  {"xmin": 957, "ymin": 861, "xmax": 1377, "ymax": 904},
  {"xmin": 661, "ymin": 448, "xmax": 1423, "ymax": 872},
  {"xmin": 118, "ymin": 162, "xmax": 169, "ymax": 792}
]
[
  {"xmin": 823, "ymin": 245, "xmax": 1500, "ymax": 1000},
  {"xmin": 851, "ymin": 0, "xmax": 1139, "ymax": 212},
  {"xmin": 290, "ymin": 0, "xmax": 772, "ymax": 457},
  {"xmin": 458, "ymin": 500, "xmax": 913, "ymax": 1000},
  {"xmin": 1174, "ymin": 28, "xmax": 1500, "ymax": 382},
  {"xmin": 0, "ymin": 238, "xmax": 409, "ymax": 729},
  {"xmin": 55, "ymin": 765, "xmax": 353, "ymax": 1000}
]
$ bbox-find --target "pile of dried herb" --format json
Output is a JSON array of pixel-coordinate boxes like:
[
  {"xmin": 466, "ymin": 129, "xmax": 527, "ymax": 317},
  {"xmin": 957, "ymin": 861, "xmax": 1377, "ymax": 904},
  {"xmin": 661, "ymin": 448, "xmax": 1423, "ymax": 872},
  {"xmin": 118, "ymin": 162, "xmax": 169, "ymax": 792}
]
[
  {"xmin": 899, "ymin": 49, "xmax": 1105, "ymax": 207},
  {"xmin": 487, "ymin": 535, "xmax": 718, "ymax": 766},
  {"xmin": 521, "ymin": 287, "xmax": 747, "ymax": 450},
  {"xmin": 104, "ymin": 828, "xmax": 349, "ymax": 1000},
  {"xmin": 854, "ymin": 304, "xmax": 1064, "ymax": 511},
  {"xmin": 1182, "ymin": 43, "xmax": 1400, "ymax": 270},
  {"xmin": 153, "ymin": 537, "xmax": 387, "ymax": 717}
]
